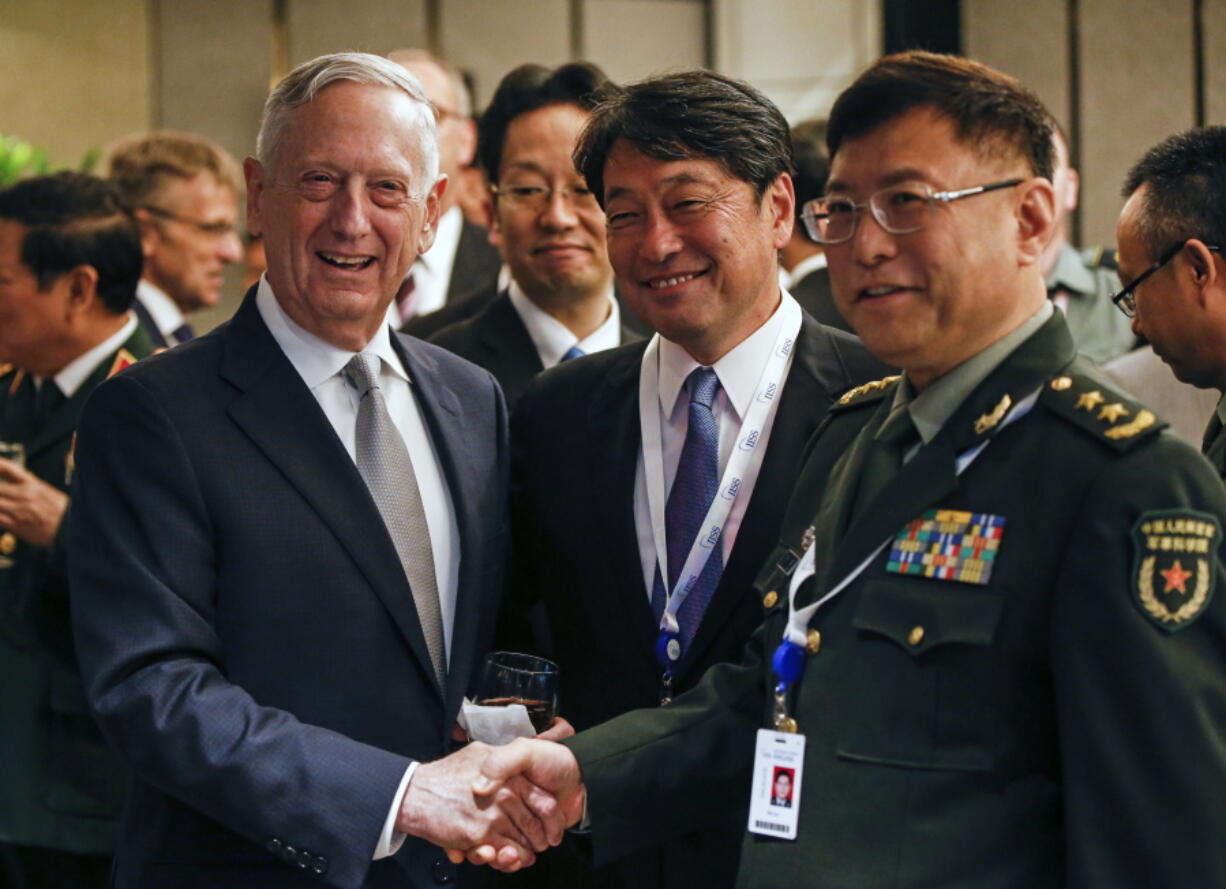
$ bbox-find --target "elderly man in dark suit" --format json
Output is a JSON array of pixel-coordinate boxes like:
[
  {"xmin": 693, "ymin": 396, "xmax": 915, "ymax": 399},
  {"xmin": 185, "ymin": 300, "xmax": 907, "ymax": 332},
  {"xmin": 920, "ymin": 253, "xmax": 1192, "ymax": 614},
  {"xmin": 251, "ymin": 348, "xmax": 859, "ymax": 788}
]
[
  {"xmin": 503, "ymin": 71, "xmax": 888, "ymax": 889},
  {"xmin": 0, "ymin": 172, "xmax": 154, "ymax": 889},
  {"xmin": 430, "ymin": 63, "xmax": 638, "ymax": 405},
  {"xmin": 69, "ymin": 53, "xmax": 564, "ymax": 889}
]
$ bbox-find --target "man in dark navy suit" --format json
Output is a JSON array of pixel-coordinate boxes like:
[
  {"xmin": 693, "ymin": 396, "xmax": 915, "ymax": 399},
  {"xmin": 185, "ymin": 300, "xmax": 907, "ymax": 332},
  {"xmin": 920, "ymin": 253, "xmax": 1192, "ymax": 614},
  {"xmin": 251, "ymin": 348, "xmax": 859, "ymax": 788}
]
[{"xmin": 70, "ymin": 53, "xmax": 562, "ymax": 889}]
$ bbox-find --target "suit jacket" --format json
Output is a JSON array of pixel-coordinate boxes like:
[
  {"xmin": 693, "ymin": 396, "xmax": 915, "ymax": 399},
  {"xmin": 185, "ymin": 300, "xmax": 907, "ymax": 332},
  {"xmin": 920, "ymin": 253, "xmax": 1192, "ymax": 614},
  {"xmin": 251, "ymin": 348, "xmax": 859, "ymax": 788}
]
[
  {"xmin": 429, "ymin": 291, "xmax": 643, "ymax": 407},
  {"xmin": 69, "ymin": 292, "xmax": 509, "ymax": 889},
  {"xmin": 789, "ymin": 267, "xmax": 850, "ymax": 334},
  {"xmin": 566, "ymin": 313, "xmax": 1226, "ymax": 888},
  {"xmin": 507, "ymin": 313, "xmax": 889, "ymax": 889},
  {"xmin": 399, "ymin": 218, "xmax": 502, "ymax": 340},
  {"xmin": 0, "ymin": 325, "xmax": 154, "ymax": 855}
]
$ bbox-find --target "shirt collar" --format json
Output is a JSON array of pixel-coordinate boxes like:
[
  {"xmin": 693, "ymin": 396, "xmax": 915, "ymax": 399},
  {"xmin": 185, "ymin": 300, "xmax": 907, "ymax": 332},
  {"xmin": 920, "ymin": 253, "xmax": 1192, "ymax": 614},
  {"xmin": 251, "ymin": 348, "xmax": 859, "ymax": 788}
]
[
  {"xmin": 657, "ymin": 291, "xmax": 795, "ymax": 422},
  {"xmin": 506, "ymin": 279, "xmax": 620, "ymax": 368},
  {"xmin": 137, "ymin": 279, "xmax": 186, "ymax": 336},
  {"xmin": 784, "ymin": 251, "xmax": 828, "ymax": 288},
  {"xmin": 53, "ymin": 313, "xmax": 139, "ymax": 398},
  {"xmin": 255, "ymin": 275, "xmax": 409, "ymax": 391},
  {"xmin": 1044, "ymin": 242, "xmax": 1096, "ymax": 296},
  {"xmin": 900, "ymin": 300, "xmax": 1054, "ymax": 443}
]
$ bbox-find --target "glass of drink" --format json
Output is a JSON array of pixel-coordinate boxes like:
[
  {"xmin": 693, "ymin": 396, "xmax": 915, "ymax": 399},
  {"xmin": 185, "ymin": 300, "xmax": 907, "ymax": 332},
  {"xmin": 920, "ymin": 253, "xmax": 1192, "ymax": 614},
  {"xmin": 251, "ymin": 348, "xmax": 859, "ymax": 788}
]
[{"xmin": 475, "ymin": 651, "xmax": 559, "ymax": 733}]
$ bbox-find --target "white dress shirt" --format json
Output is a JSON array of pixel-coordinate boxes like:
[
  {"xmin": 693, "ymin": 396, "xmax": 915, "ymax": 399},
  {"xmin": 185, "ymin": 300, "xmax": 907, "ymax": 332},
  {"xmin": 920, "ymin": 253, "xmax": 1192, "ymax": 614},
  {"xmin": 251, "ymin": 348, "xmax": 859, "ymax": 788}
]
[
  {"xmin": 402, "ymin": 206, "xmax": 464, "ymax": 321},
  {"xmin": 633, "ymin": 293, "xmax": 799, "ymax": 599},
  {"xmin": 506, "ymin": 280, "xmax": 622, "ymax": 367},
  {"xmin": 136, "ymin": 280, "xmax": 188, "ymax": 341},
  {"xmin": 255, "ymin": 277, "xmax": 459, "ymax": 860},
  {"xmin": 783, "ymin": 251, "xmax": 828, "ymax": 290}
]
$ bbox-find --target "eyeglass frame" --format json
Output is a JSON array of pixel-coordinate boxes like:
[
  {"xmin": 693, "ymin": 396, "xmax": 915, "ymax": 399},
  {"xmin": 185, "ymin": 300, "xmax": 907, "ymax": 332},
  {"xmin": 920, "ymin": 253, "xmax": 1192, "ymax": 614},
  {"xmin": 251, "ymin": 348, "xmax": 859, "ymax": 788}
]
[
  {"xmin": 1111, "ymin": 239, "xmax": 1223, "ymax": 318},
  {"xmin": 489, "ymin": 182, "xmax": 599, "ymax": 212},
  {"xmin": 800, "ymin": 178, "xmax": 1024, "ymax": 245},
  {"xmin": 139, "ymin": 204, "xmax": 238, "ymax": 238}
]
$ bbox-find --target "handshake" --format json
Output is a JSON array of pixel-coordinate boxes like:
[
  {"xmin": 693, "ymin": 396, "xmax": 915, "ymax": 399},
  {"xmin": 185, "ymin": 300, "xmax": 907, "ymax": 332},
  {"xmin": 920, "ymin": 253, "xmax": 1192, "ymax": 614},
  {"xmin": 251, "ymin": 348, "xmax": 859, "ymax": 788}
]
[{"xmin": 395, "ymin": 722, "xmax": 588, "ymax": 872}]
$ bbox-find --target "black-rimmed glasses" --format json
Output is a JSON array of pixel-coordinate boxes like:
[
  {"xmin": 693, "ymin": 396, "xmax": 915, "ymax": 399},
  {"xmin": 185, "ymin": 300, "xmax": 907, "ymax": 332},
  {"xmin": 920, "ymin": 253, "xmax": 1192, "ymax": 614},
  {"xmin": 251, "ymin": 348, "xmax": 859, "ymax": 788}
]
[
  {"xmin": 801, "ymin": 179, "xmax": 1023, "ymax": 245},
  {"xmin": 140, "ymin": 205, "xmax": 237, "ymax": 238},
  {"xmin": 1111, "ymin": 240, "xmax": 1223, "ymax": 318}
]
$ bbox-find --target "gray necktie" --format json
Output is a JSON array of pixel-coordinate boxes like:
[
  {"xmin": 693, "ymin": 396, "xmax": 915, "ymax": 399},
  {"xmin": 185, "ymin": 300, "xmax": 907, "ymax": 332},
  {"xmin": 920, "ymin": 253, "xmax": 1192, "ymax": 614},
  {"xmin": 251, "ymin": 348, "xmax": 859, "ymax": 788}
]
[{"xmin": 344, "ymin": 352, "xmax": 446, "ymax": 686}]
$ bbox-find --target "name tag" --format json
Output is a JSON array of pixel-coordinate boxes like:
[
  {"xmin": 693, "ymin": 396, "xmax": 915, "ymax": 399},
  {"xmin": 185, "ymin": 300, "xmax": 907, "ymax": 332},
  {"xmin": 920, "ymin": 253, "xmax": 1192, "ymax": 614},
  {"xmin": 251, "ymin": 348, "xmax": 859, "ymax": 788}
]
[{"xmin": 747, "ymin": 729, "xmax": 805, "ymax": 840}]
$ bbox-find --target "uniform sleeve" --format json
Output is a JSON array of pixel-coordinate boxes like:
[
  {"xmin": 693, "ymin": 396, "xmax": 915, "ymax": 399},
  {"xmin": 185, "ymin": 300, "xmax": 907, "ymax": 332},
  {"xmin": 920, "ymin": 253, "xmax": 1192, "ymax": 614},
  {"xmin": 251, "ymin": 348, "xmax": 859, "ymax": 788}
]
[
  {"xmin": 1051, "ymin": 432, "xmax": 1226, "ymax": 887},
  {"xmin": 69, "ymin": 373, "xmax": 411, "ymax": 889}
]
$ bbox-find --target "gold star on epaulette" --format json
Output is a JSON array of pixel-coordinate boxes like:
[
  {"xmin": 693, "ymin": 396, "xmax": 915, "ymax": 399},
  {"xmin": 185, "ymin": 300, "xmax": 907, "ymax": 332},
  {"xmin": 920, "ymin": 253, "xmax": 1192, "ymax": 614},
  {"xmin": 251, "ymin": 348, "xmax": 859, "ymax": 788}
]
[
  {"xmin": 836, "ymin": 374, "xmax": 901, "ymax": 406},
  {"xmin": 1098, "ymin": 403, "xmax": 1130, "ymax": 423},
  {"xmin": 1076, "ymin": 390, "xmax": 1105, "ymax": 411}
]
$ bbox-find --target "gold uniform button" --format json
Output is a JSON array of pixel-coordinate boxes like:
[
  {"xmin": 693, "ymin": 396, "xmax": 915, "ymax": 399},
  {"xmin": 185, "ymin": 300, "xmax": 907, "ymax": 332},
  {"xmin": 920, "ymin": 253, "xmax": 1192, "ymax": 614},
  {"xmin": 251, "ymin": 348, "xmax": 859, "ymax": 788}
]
[
  {"xmin": 805, "ymin": 629, "xmax": 822, "ymax": 654},
  {"xmin": 0, "ymin": 532, "xmax": 16, "ymax": 556},
  {"xmin": 908, "ymin": 625, "xmax": 925, "ymax": 646},
  {"xmin": 1050, "ymin": 376, "xmax": 1073, "ymax": 391},
  {"xmin": 762, "ymin": 590, "xmax": 779, "ymax": 609}
]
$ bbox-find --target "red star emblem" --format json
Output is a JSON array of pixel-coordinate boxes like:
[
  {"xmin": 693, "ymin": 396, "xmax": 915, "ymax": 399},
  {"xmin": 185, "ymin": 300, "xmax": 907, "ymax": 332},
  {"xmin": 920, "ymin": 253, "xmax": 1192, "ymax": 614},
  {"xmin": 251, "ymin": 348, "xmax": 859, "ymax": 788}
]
[{"xmin": 1160, "ymin": 559, "xmax": 1193, "ymax": 594}]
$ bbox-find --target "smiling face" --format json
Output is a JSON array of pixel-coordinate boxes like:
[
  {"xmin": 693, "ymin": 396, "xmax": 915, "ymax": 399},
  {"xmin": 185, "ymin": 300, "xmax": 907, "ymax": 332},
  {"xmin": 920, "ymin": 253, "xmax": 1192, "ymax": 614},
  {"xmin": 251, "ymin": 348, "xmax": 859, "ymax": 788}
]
[
  {"xmin": 824, "ymin": 106, "xmax": 1053, "ymax": 387},
  {"xmin": 245, "ymin": 80, "xmax": 442, "ymax": 350},
  {"xmin": 602, "ymin": 140, "xmax": 792, "ymax": 364},
  {"xmin": 493, "ymin": 103, "xmax": 612, "ymax": 309}
]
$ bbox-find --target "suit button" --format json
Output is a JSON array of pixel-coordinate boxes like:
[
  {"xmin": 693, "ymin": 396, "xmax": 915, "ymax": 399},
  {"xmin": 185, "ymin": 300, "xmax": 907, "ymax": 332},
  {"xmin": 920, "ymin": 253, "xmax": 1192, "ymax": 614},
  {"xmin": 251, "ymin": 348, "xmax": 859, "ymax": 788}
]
[
  {"xmin": 283, "ymin": 845, "xmax": 297, "ymax": 862},
  {"xmin": 805, "ymin": 629, "xmax": 822, "ymax": 654},
  {"xmin": 266, "ymin": 838, "xmax": 283, "ymax": 856},
  {"xmin": 297, "ymin": 849, "xmax": 312, "ymax": 868},
  {"xmin": 762, "ymin": 590, "xmax": 778, "ymax": 608},
  {"xmin": 431, "ymin": 857, "xmax": 455, "ymax": 884},
  {"xmin": 313, "ymin": 856, "xmax": 328, "ymax": 875},
  {"xmin": 908, "ymin": 625, "xmax": 925, "ymax": 646}
]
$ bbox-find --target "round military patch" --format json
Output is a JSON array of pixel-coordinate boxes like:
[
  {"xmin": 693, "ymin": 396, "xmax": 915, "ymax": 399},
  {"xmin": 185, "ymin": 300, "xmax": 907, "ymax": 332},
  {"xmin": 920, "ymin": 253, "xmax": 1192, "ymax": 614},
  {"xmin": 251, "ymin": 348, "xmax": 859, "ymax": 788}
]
[{"xmin": 1131, "ymin": 510, "xmax": 1220, "ymax": 632}]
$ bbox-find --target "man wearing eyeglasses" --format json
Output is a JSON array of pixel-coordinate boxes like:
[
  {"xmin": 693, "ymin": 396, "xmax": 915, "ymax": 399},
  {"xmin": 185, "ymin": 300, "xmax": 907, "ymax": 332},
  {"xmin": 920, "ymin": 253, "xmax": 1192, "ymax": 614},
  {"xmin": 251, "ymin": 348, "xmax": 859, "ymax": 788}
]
[
  {"xmin": 429, "ymin": 62, "xmax": 637, "ymax": 405},
  {"xmin": 106, "ymin": 131, "xmax": 244, "ymax": 347},
  {"xmin": 1115, "ymin": 126, "xmax": 1226, "ymax": 478},
  {"xmin": 461, "ymin": 52, "xmax": 1226, "ymax": 889}
]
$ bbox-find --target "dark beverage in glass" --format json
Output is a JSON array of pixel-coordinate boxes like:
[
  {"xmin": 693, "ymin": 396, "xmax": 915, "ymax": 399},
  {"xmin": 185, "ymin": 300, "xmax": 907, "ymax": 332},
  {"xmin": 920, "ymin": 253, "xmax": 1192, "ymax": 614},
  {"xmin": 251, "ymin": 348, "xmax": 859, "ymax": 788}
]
[{"xmin": 476, "ymin": 652, "xmax": 559, "ymax": 734}]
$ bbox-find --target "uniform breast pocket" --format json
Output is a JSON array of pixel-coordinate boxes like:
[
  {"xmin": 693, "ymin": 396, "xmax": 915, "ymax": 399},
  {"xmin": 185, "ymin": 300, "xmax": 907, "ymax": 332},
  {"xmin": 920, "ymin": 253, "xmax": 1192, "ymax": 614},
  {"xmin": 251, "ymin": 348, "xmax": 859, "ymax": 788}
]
[{"xmin": 836, "ymin": 579, "xmax": 1005, "ymax": 772}]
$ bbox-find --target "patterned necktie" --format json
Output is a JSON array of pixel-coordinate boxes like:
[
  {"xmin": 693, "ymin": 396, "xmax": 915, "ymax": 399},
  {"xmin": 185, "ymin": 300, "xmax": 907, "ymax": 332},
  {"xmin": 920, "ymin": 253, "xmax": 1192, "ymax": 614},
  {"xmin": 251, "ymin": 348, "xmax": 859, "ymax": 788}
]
[
  {"xmin": 395, "ymin": 267, "xmax": 418, "ymax": 324},
  {"xmin": 171, "ymin": 322, "xmax": 195, "ymax": 344},
  {"xmin": 852, "ymin": 402, "xmax": 919, "ymax": 520},
  {"xmin": 561, "ymin": 345, "xmax": 585, "ymax": 362},
  {"xmin": 343, "ymin": 352, "xmax": 446, "ymax": 686},
  {"xmin": 651, "ymin": 367, "xmax": 724, "ymax": 651}
]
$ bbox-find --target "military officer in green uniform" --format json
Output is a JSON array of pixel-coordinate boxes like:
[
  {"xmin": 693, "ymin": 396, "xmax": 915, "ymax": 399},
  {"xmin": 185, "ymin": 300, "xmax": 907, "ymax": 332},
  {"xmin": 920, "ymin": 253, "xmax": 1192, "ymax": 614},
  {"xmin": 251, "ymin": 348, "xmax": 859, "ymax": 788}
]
[
  {"xmin": 457, "ymin": 52, "xmax": 1226, "ymax": 889},
  {"xmin": 1042, "ymin": 122, "xmax": 1137, "ymax": 364},
  {"xmin": 0, "ymin": 173, "xmax": 154, "ymax": 889}
]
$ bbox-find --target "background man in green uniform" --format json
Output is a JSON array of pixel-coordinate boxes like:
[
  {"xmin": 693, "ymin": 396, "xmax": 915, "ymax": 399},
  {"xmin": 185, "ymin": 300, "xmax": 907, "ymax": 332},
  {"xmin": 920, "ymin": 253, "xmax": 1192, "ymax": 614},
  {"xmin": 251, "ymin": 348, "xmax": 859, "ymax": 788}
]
[
  {"xmin": 0, "ymin": 172, "xmax": 153, "ymax": 889},
  {"xmin": 456, "ymin": 51, "xmax": 1226, "ymax": 889},
  {"xmin": 1114, "ymin": 126, "xmax": 1226, "ymax": 477}
]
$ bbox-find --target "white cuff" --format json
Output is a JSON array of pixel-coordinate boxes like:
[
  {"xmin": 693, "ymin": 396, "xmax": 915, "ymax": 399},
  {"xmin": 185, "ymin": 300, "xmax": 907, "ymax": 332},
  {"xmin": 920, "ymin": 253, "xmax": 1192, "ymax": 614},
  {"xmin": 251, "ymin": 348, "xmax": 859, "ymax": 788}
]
[{"xmin": 374, "ymin": 762, "xmax": 418, "ymax": 860}]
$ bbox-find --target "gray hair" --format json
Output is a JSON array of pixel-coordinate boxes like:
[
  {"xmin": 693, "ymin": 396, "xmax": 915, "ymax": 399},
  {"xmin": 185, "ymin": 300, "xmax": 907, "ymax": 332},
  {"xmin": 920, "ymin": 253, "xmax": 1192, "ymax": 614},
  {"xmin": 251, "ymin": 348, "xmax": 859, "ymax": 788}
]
[{"xmin": 256, "ymin": 52, "xmax": 439, "ymax": 197}]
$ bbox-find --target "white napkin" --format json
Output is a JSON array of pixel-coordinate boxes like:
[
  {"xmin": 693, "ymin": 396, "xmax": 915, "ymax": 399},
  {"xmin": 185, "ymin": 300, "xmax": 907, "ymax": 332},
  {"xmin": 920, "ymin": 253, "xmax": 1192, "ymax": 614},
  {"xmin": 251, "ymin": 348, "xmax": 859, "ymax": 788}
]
[{"xmin": 458, "ymin": 697, "xmax": 538, "ymax": 745}]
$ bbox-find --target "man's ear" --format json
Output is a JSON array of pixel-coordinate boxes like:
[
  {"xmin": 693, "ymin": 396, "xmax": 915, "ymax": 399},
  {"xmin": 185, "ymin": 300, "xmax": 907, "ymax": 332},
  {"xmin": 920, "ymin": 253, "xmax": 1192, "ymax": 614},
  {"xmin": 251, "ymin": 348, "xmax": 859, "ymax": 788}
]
[
  {"xmin": 132, "ymin": 209, "xmax": 160, "ymax": 259},
  {"xmin": 62, "ymin": 265, "xmax": 100, "ymax": 318},
  {"xmin": 1184, "ymin": 238, "xmax": 1222, "ymax": 307},
  {"xmin": 243, "ymin": 156, "xmax": 266, "ymax": 238},
  {"xmin": 416, "ymin": 176, "xmax": 447, "ymax": 255},
  {"xmin": 765, "ymin": 172, "xmax": 796, "ymax": 249},
  {"xmin": 1015, "ymin": 177, "xmax": 1057, "ymax": 266}
]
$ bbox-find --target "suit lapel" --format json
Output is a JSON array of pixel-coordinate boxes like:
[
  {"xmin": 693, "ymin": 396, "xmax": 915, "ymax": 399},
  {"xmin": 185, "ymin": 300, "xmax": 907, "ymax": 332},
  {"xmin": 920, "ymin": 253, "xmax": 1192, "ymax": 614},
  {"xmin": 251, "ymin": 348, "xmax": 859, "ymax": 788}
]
[
  {"xmin": 222, "ymin": 295, "xmax": 445, "ymax": 700},
  {"xmin": 475, "ymin": 294, "xmax": 544, "ymax": 383}
]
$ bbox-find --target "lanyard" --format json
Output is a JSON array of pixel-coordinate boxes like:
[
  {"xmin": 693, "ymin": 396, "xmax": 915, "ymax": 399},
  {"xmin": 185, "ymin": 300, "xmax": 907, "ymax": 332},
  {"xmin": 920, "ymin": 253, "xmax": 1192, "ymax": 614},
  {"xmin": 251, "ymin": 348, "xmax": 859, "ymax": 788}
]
[
  {"xmin": 770, "ymin": 385, "xmax": 1042, "ymax": 728},
  {"xmin": 640, "ymin": 297, "xmax": 803, "ymax": 684}
]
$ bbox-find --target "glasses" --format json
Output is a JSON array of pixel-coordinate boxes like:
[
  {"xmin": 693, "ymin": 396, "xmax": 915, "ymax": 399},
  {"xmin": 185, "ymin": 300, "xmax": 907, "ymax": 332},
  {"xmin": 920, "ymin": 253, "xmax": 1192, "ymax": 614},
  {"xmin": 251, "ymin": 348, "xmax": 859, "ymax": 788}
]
[
  {"xmin": 491, "ymin": 183, "xmax": 599, "ymax": 212},
  {"xmin": 141, "ymin": 205, "xmax": 237, "ymax": 238},
  {"xmin": 1111, "ymin": 240, "xmax": 1223, "ymax": 318},
  {"xmin": 801, "ymin": 179, "xmax": 1023, "ymax": 245}
]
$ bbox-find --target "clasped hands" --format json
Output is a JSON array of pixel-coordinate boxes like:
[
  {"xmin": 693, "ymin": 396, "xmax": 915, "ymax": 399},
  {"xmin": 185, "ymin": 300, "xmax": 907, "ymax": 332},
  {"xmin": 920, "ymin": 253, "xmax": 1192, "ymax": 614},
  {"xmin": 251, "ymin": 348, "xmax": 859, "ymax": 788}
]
[
  {"xmin": 397, "ymin": 724, "xmax": 587, "ymax": 872},
  {"xmin": 0, "ymin": 457, "xmax": 67, "ymax": 548}
]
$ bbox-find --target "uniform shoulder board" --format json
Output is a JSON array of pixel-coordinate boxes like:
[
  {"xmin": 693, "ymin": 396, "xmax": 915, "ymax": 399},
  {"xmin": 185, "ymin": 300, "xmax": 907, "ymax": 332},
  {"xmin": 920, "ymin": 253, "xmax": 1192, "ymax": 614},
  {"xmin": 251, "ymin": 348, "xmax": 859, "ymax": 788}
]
[
  {"xmin": 1040, "ymin": 371, "xmax": 1167, "ymax": 451},
  {"xmin": 833, "ymin": 374, "xmax": 901, "ymax": 410},
  {"xmin": 1083, "ymin": 245, "xmax": 1119, "ymax": 271},
  {"xmin": 0, "ymin": 363, "xmax": 12, "ymax": 378}
]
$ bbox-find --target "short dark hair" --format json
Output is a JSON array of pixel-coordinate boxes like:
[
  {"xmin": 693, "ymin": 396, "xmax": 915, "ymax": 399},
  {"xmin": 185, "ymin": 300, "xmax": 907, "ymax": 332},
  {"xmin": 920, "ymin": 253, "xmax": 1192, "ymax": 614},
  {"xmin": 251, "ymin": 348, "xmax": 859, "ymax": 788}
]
[
  {"xmin": 477, "ymin": 62, "xmax": 612, "ymax": 182},
  {"xmin": 791, "ymin": 118, "xmax": 829, "ymax": 218},
  {"xmin": 827, "ymin": 51, "xmax": 1053, "ymax": 182},
  {"xmin": 1122, "ymin": 126, "xmax": 1226, "ymax": 257},
  {"xmin": 0, "ymin": 172, "xmax": 142, "ymax": 314},
  {"xmin": 574, "ymin": 70, "xmax": 792, "ymax": 206}
]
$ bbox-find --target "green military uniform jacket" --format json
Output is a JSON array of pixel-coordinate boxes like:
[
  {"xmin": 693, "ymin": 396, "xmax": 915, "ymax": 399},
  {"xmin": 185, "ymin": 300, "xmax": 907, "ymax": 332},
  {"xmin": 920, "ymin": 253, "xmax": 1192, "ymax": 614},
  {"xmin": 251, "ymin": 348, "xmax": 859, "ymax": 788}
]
[
  {"xmin": 0, "ymin": 324, "xmax": 154, "ymax": 854},
  {"xmin": 1046, "ymin": 242, "xmax": 1137, "ymax": 364},
  {"xmin": 566, "ymin": 313, "xmax": 1226, "ymax": 888}
]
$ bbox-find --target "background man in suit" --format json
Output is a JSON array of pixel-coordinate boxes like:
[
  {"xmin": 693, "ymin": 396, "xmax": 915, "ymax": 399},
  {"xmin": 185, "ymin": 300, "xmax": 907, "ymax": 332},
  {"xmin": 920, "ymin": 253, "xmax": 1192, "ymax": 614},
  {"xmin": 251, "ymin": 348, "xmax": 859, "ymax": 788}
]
[
  {"xmin": 430, "ymin": 63, "xmax": 632, "ymax": 405},
  {"xmin": 69, "ymin": 53, "xmax": 563, "ymax": 889},
  {"xmin": 1115, "ymin": 125, "xmax": 1226, "ymax": 476},
  {"xmin": 781, "ymin": 118, "xmax": 847, "ymax": 332},
  {"xmin": 105, "ymin": 131, "xmax": 244, "ymax": 347},
  {"xmin": 505, "ymin": 70, "xmax": 886, "ymax": 889},
  {"xmin": 388, "ymin": 49, "xmax": 502, "ymax": 333},
  {"xmin": 474, "ymin": 52, "xmax": 1226, "ymax": 889},
  {"xmin": 0, "ymin": 172, "xmax": 153, "ymax": 889}
]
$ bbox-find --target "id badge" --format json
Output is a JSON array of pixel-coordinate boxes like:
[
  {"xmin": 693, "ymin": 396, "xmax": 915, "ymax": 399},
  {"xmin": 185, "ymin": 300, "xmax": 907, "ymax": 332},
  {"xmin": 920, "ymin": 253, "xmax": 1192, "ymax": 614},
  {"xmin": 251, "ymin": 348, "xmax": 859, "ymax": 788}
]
[{"xmin": 747, "ymin": 728, "xmax": 805, "ymax": 840}]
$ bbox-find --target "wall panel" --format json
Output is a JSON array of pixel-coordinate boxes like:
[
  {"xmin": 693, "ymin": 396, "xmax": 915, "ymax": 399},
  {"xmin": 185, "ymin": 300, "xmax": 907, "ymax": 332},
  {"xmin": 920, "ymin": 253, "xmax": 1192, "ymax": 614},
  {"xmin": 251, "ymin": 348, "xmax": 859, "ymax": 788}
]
[{"xmin": 582, "ymin": 0, "xmax": 706, "ymax": 85}]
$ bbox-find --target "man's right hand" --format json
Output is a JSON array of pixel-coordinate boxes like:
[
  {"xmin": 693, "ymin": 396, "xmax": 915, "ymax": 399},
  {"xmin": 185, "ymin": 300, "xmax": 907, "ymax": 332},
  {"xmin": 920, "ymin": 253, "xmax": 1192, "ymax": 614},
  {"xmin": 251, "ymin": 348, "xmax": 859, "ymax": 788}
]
[{"xmin": 455, "ymin": 738, "xmax": 586, "ymax": 868}]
